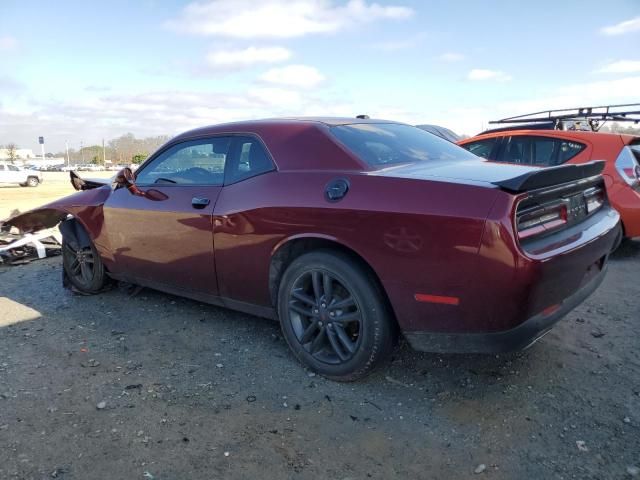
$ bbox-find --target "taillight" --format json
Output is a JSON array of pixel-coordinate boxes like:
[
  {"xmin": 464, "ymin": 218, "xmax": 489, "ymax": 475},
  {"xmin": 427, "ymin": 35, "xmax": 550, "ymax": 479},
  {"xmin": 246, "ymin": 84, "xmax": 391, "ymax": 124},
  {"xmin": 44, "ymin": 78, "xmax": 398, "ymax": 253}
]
[
  {"xmin": 517, "ymin": 202, "xmax": 568, "ymax": 240},
  {"xmin": 615, "ymin": 146, "xmax": 640, "ymax": 190}
]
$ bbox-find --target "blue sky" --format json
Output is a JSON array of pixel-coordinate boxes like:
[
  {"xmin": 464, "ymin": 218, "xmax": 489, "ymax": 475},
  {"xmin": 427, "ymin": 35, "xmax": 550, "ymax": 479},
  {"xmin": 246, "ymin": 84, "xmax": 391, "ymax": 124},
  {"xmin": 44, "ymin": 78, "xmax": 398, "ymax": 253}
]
[{"xmin": 1, "ymin": 0, "xmax": 639, "ymax": 152}]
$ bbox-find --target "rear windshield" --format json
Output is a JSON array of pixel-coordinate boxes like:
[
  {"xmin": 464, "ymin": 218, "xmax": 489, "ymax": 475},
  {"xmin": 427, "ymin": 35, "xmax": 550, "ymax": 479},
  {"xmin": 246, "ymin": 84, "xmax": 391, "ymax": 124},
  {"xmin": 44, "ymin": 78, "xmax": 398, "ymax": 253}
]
[{"xmin": 330, "ymin": 123, "xmax": 477, "ymax": 168}]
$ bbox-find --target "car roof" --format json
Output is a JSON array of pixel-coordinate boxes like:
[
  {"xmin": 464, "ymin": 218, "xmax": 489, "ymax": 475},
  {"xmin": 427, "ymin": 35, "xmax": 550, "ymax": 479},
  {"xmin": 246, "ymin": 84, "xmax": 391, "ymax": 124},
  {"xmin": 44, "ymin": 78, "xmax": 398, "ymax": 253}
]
[
  {"xmin": 173, "ymin": 117, "xmax": 402, "ymax": 140},
  {"xmin": 460, "ymin": 128, "xmax": 639, "ymax": 144}
]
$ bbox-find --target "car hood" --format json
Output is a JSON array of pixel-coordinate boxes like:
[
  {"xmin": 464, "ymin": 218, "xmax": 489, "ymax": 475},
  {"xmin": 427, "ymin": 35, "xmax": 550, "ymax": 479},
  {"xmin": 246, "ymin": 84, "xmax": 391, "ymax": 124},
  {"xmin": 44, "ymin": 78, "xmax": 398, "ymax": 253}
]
[{"xmin": 369, "ymin": 159, "xmax": 541, "ymax": 186}]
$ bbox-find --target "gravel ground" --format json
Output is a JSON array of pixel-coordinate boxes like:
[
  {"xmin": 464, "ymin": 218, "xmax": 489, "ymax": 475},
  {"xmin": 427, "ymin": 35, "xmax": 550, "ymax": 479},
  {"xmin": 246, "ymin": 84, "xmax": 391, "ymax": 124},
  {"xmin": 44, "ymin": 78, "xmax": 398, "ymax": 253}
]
[{"xmin": 0, "ymin": 240, "xmax": 638, "ymax": 480}]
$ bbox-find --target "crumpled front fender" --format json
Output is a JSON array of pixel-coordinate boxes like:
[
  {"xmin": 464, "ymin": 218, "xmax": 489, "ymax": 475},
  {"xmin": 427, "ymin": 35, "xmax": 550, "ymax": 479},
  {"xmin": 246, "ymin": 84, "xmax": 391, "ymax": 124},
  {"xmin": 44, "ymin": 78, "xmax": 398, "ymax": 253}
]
[{"xmin": 2, "ymin": 186, "xmax": 112, "ymax": 235}]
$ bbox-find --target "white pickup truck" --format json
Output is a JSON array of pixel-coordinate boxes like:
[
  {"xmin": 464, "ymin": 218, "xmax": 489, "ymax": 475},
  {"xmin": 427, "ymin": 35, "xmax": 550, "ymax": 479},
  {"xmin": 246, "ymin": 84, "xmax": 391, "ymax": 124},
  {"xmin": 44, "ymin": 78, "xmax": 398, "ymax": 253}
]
[{"xmin": 0, "ymin": 161, "xmax": 43, "ymax": 187}]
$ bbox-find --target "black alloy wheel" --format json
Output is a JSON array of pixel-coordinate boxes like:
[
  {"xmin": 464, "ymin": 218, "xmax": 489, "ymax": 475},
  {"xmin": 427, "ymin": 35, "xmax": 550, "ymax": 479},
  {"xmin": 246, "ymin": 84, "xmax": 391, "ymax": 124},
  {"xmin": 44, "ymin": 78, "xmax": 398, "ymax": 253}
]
[
  {"xmin": 278, "ymin": 250, "xmax": 395, "ymax": 381},
  {"xmin": 62, "ymin": 239, "xmax": 106, "ymax": 293},
  {"xmin": 288, "ymin": 269, "xmax": 362, "ymax": 364}
]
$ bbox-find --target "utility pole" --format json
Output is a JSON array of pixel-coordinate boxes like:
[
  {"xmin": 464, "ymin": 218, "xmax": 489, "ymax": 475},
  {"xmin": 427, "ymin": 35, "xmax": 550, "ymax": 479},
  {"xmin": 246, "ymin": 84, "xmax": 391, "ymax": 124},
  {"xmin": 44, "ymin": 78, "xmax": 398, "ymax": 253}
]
[
  {"xmin": 102, "ymin": 138, "xmax": 106, "ymax": 165},
  {"xmin": 80, "ymin": 140, "xmax": 84, "ymax": 164},
  {"xmin": 65, "ymin": 141, "xmax": 70, "ymax": 166}
]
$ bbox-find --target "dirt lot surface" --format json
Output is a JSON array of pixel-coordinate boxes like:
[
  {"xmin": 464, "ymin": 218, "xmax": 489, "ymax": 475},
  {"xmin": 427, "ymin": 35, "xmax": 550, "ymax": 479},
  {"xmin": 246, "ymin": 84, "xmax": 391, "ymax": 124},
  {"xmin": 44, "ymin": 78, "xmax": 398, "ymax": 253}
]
[
  {"xmin": 0, "ymin": 238, "xmax": 638, "ymax": 479},
  {"xmin": 0, "ymin": 178, "xmax": 639, "ymax": 479},
  {"xmin": 0, "ymin": 172, "xmax": 114, "ymax": 221}
]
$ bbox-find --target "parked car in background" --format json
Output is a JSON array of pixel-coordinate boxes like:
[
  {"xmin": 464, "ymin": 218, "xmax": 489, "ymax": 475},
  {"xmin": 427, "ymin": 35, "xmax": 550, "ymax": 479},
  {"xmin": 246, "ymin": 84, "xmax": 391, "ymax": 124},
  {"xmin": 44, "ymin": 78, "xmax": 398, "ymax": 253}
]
[
  {"xmin": 75, "ymin": 164, "xmax": 105, "ymax": 172},
  {"xmin": 6, "ymin": 118, "xmax": 621, "ymax": 380},
  {"xmin": 458, "ymin": 129, "xmax": 640, "ymax": 238},
  {"xmin": 0, "ymin": 161, "xmax": 43, "ymax": 187},
  {"xmin": 416, "ymin": 124, "xmax": 461, "ymax": 143}
]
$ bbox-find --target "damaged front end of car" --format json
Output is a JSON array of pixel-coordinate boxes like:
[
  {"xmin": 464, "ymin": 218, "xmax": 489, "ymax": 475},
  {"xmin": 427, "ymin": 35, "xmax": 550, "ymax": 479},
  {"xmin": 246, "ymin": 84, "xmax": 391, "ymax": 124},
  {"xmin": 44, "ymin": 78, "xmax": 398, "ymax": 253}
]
[{"xmin": 1, "ymin": 172, "xmax": 115, "ymax": 288}]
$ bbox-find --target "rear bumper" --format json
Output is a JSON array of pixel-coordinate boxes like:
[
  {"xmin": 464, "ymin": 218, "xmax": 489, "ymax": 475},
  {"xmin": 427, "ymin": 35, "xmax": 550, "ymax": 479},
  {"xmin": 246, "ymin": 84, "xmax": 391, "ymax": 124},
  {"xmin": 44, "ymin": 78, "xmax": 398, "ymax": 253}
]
[{"xmin": 405, "ymin": 262, "xmax": 607, "ymax": 354}]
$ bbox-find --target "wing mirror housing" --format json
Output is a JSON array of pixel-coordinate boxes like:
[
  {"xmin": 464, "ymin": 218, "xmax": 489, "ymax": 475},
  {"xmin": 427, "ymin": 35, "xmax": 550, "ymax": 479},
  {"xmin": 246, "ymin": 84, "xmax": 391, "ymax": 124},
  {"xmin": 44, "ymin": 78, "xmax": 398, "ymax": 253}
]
[
  {"xmin": 114, "ymin": 167, "xmax": 168, "ymax": 201},
  {"xmin": 115, "ymin": 167, "xmax": 144, "ymax": 196}
]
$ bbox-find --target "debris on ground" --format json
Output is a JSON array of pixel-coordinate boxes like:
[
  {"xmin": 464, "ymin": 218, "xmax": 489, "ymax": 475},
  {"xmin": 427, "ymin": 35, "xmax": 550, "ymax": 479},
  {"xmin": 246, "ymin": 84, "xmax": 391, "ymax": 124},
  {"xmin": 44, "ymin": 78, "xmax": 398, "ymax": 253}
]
[
  {"xmin": 576, "ymin": 440, "xmax": 589, "ymax": 452},
  {"xmin": 0, "ymin": 227, "xmax": 61, "ymax": 265},
  {"xmin": 474, "ymin": 464, "xmax": 486, "ymax": 474}
]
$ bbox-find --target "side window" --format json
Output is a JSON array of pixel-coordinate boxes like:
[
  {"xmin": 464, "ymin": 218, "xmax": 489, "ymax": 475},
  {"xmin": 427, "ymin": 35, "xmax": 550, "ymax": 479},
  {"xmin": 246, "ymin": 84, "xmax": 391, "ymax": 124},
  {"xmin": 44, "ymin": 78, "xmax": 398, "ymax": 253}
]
[
  {"xmin": 135, "ymin": 137, "xmax": 231, "ymax": 186},
  {"xmin": 0, "ymin": 165, "xmax": 5, "ymax": 171},
  {"xmin": 462, "ymin": 138, "xmax": 498, "ymax": 159},
  {"xmin": 557, "ymin": 140, "xmax": 585, "ymax": 164},
  {"xmin": 225, "ymin": 136, "xmax": 274, "ymax": 185},
  {"xmin": 8, "ymin": 165, "xmax": 19, "ymax": 171},
  {"xmin": 531, "ymin": 137, "xmax": 556, "ymax": 166},
  {"xmin": 500, "ymin": 137, "xmax": 529, "ymax": 164},
  {"xmin": 500, "ymin": 136, "xmax": 586, "ymax": 166}
]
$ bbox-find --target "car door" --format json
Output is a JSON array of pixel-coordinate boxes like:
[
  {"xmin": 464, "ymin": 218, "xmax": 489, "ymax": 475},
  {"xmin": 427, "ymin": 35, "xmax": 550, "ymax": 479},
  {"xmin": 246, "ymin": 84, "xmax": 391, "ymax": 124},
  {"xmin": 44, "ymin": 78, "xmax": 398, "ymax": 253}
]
[
  {"xmin": 212, "ymin": 135, "xmax": 276, "ymax": 305},
  {"xmin": 103, "ymin": 136, "xmax": 232, "ymax": 296}
]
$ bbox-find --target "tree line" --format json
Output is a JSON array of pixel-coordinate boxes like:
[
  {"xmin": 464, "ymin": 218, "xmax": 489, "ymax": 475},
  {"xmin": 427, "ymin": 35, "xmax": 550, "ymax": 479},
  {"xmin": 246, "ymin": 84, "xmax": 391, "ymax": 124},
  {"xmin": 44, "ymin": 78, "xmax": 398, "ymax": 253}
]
[
  {"xmin": 53, "ymin": 133, "xmax": 170, "ymax": 165},
  {"xmin": 2, "ymin": 134, "xmax": 170, "ymax": 164}
]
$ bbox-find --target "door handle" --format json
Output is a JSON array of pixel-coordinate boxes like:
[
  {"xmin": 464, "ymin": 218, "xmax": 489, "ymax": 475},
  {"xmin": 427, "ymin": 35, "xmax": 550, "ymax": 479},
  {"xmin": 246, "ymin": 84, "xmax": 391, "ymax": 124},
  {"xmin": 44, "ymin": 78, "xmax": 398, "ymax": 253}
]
[{"xmin": 191, "ymin": 197, "xmax": 210, "ymax": 209}]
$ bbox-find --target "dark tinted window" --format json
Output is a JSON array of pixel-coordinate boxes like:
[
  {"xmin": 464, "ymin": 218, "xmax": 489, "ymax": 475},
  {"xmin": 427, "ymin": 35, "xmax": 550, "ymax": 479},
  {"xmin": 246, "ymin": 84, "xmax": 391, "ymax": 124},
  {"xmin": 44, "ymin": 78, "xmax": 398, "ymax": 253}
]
[
  {"xmin": 8, "ymin": 165, "xmax": 19, "ymax": 171},
  {"xmin": 330, "ymin": 123, "xmax": 477, "ymax": 167},
  {"xmin": 136, "ymin": 137, "xmax": 231, "ymax": 186},
  {"xmin": 498, "ymin": 136, "xmax": 585, "ymax": 166},
  {"xmin": 225, "ymin": 136, "xmax": 274, "ymax": 184},
  {"xmin": 462, "ymin": 138, "xmax": 498, "ymax": 159},
  {"xmin": 0, "ymin": 165, "xmax": 5, "ymax": 171}
]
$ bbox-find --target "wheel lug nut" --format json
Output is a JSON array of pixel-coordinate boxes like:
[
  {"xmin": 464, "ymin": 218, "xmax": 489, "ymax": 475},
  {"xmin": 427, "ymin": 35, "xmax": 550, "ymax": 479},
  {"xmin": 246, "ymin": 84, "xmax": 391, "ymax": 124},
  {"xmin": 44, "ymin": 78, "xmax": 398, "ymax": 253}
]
[{"xmin": 330, "ymin": 312, "xmax": 335, "ymax": 317}]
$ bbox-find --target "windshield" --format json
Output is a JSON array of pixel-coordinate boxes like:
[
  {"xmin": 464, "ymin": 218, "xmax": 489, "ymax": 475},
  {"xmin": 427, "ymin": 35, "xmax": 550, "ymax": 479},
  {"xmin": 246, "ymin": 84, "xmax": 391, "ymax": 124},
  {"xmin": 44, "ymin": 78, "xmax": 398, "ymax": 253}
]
[{"xmin": 330, "ymin": 123, "xmax": 477, "ymax": 168}]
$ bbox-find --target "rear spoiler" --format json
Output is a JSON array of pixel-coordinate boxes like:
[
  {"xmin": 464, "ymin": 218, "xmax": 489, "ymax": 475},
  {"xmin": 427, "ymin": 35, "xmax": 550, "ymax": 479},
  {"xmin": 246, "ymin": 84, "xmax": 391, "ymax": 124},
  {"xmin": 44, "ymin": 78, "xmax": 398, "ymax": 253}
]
[{"xmin": 492, "ymin": 160, "xmax": 605, "ymax": 193}]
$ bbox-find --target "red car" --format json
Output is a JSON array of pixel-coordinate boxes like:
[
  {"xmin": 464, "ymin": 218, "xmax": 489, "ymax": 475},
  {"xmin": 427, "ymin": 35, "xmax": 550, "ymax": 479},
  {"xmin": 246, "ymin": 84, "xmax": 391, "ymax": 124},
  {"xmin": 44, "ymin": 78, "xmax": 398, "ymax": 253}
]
[
  {"xmin": 5, "ymin": 118, "xmax": 621, "ymax": 381},
  {"xmin": 458, "ymin": 129, "xmax": 640, "ymax": 238}
]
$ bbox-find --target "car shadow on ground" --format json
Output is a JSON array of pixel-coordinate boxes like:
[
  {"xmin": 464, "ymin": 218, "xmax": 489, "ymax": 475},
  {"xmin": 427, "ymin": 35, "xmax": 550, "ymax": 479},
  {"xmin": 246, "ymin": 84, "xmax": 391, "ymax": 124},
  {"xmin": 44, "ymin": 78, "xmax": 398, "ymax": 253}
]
[
  {"xmin": 611, "ymin": 237, "xmax": 640, "ymax": 259},
  {"xmin": 0, "ymin": 257, "xmax": 552, "ymax": 399}
]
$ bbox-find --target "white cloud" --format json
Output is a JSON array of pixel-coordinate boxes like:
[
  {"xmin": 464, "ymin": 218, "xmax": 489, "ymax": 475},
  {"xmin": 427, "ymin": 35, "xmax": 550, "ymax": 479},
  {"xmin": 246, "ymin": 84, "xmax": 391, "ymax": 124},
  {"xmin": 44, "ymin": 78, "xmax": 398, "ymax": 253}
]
[
  {"xmin": 0, "ymin": 36, "xmax": 17, "ymax": 51},
  {"xmin": 166, "ymin": 0, "xmax": 413, "ymax": 38},
  {"xmin": 596, "ymin": 59, "xmax": 640, "ymax": 74},
  {"xmin": 206, "ymin": 46, "xmax": 292, "ymax": 70},
  {"xmin": 247, "ymin": 87, "xmax": 303, "ymax": 106},
  {"xmin": 444, "ymin": 76, "xmax": 640, "ymax": 136},
  {"xmin": 600, "ymin": 16, "xmax": 640, "ymax": 35},
  {"xmin": 437, "ymin": 52, "xmax": 464, "ymax": 62},
  {"xmin": 259, "ymin": 64, "xmax": 325, "ymax": 89},
  {"xmin": 467, "ymin": 69, "xmax": 511, "ymax": 82}
]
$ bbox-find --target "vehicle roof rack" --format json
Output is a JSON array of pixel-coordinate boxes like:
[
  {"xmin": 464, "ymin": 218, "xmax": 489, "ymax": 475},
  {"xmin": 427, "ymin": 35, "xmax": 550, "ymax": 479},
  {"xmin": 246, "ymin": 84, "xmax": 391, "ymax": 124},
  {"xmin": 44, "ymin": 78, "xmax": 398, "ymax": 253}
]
[{"xmin": 487, "ymin": 103, "xmax": 640, "ymax": 132}]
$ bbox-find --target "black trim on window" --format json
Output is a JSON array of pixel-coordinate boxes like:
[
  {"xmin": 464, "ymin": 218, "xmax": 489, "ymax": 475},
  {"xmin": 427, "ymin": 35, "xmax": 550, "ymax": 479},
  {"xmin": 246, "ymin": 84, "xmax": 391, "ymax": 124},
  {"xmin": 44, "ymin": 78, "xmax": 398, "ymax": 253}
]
[{"xmin": 134, "ymin": 132, "xmax": 277, "ymax": 187}]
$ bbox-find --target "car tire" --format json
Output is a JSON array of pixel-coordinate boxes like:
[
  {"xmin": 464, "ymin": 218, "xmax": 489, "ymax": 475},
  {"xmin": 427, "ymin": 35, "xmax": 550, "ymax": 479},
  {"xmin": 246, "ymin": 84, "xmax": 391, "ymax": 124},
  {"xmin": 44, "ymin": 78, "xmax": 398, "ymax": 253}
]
[
  {"xmin": 27, "ymin": 176, "xmax": 39, "ymax": 187},
  {"xmin": 277, "ymin": 250, "xmax": 395, "ymax": 381},
  {"xmin": 62, "ymin": 238, "xmax": 106, "ymax": 293}
]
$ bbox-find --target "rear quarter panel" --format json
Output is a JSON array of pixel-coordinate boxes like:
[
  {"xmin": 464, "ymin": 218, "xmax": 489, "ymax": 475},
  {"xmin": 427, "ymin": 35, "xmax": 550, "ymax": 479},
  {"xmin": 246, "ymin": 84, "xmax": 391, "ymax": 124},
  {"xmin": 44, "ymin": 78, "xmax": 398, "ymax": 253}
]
[{"xmin": 213, "ymin": 171, "xmax": 499, "ymax": 330}]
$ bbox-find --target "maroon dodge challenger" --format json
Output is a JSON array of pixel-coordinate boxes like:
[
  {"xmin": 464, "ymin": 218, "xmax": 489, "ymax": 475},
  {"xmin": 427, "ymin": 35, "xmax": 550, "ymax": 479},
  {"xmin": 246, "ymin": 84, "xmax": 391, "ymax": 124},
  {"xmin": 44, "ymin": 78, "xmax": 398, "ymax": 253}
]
[{"xmin": 5, "ymin": 118, "xmax": 621, "ymax": 381}]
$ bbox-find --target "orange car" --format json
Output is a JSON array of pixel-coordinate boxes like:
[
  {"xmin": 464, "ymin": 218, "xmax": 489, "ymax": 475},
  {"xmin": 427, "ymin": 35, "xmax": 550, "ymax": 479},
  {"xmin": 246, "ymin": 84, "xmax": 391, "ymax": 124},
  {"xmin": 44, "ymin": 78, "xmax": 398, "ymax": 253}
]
[{"xmin": 458, "ymin": 130, "xmax": 640, "ymax": 238}]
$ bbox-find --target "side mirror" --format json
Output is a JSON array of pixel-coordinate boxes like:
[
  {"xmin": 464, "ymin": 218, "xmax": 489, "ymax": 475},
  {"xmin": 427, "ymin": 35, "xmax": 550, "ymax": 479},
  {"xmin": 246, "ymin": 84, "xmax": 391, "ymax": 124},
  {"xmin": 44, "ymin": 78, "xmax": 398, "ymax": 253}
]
[
  {"xmin": 114, "ymin": 167, "xmax": 167, "ymax": 201},
  {"xmin": 116, "ymin": 167, "xmax": 144, "ymax": 196}
]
